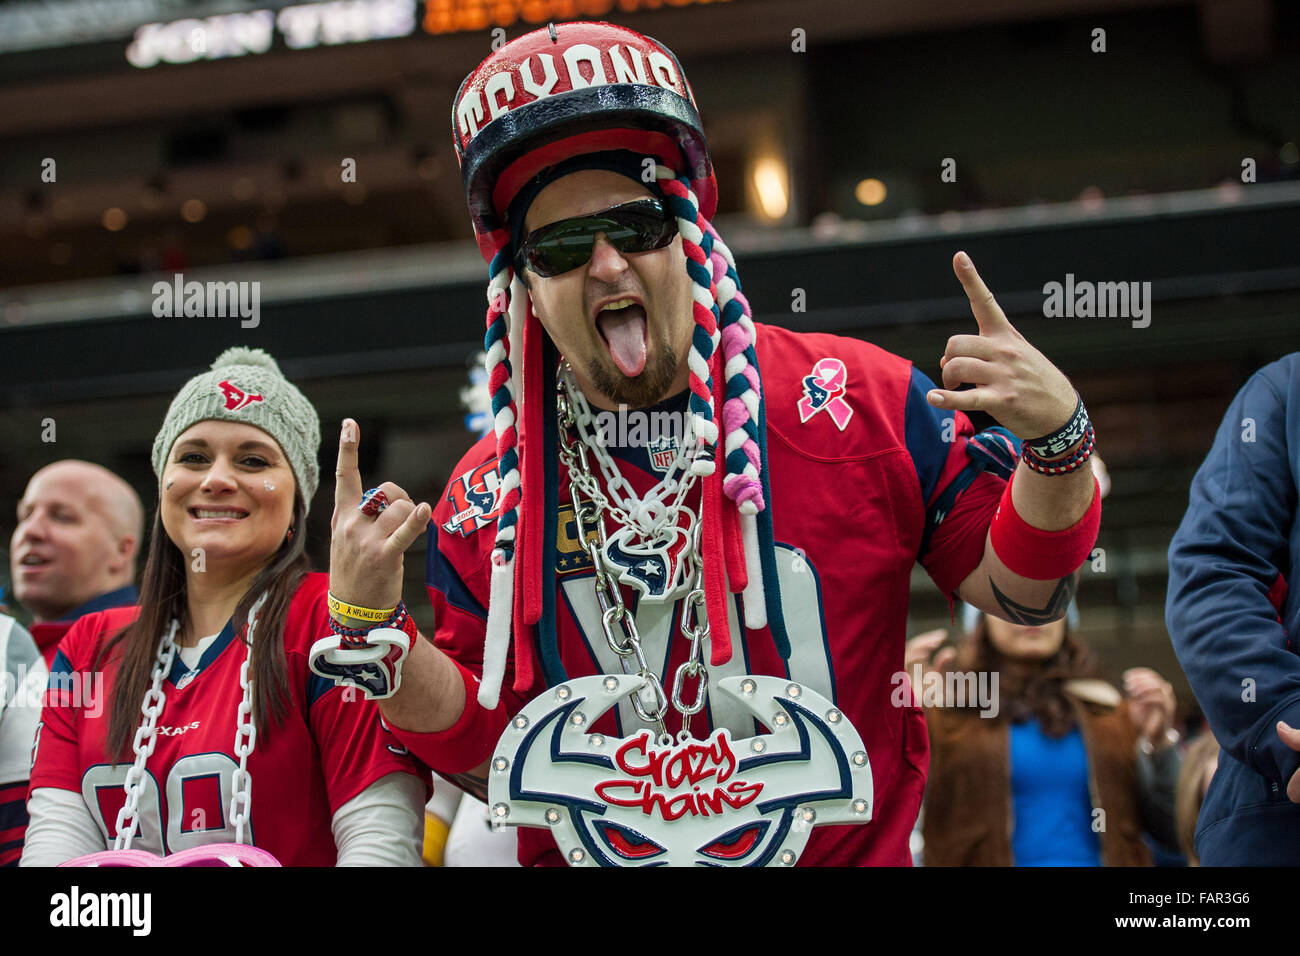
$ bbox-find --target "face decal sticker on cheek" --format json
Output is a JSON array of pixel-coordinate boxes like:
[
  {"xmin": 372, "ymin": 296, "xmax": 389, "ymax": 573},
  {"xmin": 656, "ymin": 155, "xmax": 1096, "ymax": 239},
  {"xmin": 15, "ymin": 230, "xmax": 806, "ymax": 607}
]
[{"xmin": 161, "ymin": 421, "xmax": 296, "ymax": 571}]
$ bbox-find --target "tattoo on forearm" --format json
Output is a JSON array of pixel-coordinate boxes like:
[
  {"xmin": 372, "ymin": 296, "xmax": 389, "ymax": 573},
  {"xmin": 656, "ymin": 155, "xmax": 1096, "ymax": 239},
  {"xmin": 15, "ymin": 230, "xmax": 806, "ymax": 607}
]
[
  {"xmin": 442, "ymin": 771, "xmax": 490, "ymax": 803},
  {"xmin": 989, "ymin": 575, "xmax": 1077, "ymax": 626}
]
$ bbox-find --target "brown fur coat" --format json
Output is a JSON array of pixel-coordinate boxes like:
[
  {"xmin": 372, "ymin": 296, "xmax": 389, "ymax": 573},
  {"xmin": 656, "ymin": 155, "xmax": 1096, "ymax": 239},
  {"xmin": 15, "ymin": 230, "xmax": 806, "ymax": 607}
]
[{"xmin": 922, "ymin": 680, "xmax": 1151, "ymax": 867}]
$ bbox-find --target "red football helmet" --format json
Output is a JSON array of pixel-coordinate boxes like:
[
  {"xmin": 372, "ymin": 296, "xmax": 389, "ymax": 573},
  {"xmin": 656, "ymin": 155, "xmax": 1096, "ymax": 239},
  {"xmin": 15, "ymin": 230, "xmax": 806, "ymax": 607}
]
[{"xmin": 453, "ymin": 21, "xmax": 718, "ymax": 262}]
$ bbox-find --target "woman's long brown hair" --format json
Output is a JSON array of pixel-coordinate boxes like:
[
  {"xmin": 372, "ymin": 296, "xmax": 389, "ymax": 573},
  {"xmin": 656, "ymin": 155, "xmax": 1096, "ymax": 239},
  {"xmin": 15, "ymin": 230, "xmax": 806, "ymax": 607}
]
[
  {"xmin": 97, "ymin": 495, "xmax": 310, "ymax": 763},
  {"xmin": 953, "ymin": 614, "xmax": 1098, "ymax": 737}
]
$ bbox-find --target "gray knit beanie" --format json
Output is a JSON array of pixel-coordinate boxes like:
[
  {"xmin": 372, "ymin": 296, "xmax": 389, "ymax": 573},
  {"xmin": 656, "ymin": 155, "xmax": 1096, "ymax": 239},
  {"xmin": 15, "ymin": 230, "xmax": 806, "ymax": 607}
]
[{"xmin": 151, "ymin": 347, "xmax": 321, "ymax": 504}]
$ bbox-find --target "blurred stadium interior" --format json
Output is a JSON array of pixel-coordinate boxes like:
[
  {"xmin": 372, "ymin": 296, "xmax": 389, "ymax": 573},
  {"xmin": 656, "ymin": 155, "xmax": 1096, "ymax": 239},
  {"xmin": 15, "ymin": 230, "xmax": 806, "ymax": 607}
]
[{"xmin": 1, "ymin": 0, "xmax": 1297, "ymax": 719}]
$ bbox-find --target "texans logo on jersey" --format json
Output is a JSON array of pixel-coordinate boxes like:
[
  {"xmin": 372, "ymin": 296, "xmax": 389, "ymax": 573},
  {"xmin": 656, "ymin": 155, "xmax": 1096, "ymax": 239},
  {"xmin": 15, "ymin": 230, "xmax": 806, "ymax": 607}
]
[
  {"xmin": 806, "ymin": 377, "xmax": 831, "ymax": 408},
  {"xmin": 442, "ymin": 458, "xmax": 502, "ymax": 536},
  {"xmin": 217, "ymin": 379, "xmax": 264, "ymax": 412},
  {"xmin": 797, "ymin": 358, "xmax": 853, "ymax": 431}
]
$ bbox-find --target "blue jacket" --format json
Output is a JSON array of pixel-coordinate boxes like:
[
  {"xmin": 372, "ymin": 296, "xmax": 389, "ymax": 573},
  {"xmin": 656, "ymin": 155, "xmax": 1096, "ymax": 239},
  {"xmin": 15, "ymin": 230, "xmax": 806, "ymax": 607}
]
[{"xmin": 1167, "ymin": 352, "xmax": 1300, "ymax": 865}]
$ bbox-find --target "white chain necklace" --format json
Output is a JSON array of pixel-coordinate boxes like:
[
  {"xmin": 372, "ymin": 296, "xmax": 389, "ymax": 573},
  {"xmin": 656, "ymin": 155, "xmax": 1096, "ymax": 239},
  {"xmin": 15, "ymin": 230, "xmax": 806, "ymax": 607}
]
[
  {"xmin": 556, "ymin": 371, "xmax": 709, "ymax": 742},
  {"xmin": 559, "ymin": 367, "xmax": 703, "ymax": 605},
  {"xmin": 113, "ymin": 620, "xmax": 178, "ymax": 850},
  {"xmin": 113, "ymin": 592, "xmax": 267, "ymax": 851},
  {"xmin": 559, "ymin": 365, "xmax": 699, "ymax": 541}
]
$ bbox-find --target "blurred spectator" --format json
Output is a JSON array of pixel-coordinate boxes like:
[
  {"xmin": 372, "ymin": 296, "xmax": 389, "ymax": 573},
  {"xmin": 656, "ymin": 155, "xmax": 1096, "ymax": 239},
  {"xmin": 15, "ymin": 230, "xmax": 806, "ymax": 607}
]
[
  {"xmin": 9, "ymin": 461, "xmax": 143, "ymax": 666},
  {"xmin": 1166, "ymin": 351, "xmax": 1300, "ymax": 865},
  {"xmin": 1174, "ymin": 733, "xmax": 1220, "ymax": 866},
  {"xmin": 0, "ymin": 614, "xmax": 44, "ymax": 866},
  {"xmin": 916, "ymin": 609, "xmax": 1181, "ymax": 866},
  {"xmin": 421, "ymin": 777, "xmax": 458, "ymax": 866}
]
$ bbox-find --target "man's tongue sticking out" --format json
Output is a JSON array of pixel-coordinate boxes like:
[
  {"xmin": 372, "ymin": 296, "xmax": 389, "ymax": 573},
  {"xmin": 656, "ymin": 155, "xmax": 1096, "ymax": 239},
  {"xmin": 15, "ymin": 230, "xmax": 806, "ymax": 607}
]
[{"xmin": 597, "ymin": 305, "xmax": 647, "ymax": 377}]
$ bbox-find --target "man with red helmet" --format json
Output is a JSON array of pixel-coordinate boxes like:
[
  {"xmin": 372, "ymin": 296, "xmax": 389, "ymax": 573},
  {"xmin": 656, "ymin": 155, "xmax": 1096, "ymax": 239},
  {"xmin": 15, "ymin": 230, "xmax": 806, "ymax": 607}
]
[{"xmin": 322, "ymin": 22, "xmax": 1101, "ymax": 866}]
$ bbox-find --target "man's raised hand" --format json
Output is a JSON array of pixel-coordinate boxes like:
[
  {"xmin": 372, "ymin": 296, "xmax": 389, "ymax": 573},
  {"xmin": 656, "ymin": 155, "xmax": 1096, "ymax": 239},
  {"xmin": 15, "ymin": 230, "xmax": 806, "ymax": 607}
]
[
  {"xmin": 330, "ymin": 418, "xmax": 432, "ymax": 610},
  {"xmin": 926, "ymin": 251, "xmax": 1077, "ymax": 440}
]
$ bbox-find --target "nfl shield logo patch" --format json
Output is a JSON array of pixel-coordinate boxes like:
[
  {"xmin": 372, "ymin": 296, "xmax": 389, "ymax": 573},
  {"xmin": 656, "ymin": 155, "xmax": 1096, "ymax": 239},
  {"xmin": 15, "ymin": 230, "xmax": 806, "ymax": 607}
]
[{"xmin": 647, "ymin": 437, "xmax": 677, "ymax": 475}]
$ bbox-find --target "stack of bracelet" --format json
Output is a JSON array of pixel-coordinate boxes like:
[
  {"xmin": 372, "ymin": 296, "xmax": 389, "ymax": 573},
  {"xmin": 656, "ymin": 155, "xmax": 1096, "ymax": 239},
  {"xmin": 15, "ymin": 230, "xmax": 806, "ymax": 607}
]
[
  {"xmin": 327, "ymin": 594, "xmax": 419, "ymax": 647},
  {"xmin": 1021, "ymin": 393, "xmax": 1096, "ymax": 476}
]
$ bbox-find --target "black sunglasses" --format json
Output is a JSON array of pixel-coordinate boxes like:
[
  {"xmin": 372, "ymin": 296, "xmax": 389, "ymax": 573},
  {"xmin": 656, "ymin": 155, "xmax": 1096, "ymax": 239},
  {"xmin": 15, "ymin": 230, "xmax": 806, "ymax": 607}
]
[{"xmin": 515, "ymin": 198, "xmax": 678, "ymax": 278}]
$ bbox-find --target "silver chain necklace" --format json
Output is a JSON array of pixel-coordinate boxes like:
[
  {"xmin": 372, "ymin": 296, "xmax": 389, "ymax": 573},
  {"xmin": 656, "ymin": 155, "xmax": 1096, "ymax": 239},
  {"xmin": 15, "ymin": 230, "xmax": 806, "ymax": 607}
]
[
  {"xmin": 558, "ymin": 367, "xmax": 701, "ymax": 604},
  {"xmin": 113, "ymin": 592, "xmax": 266, "ymax": 851},
  {"xmin": 560, "ymin": 365, "xmax": 700, "ymax": 540},
  {"xmin": 557, "ymin": 372, "xmax": 709, "ymax": 743},
  {"xmin": 485, "ymin": 374, "xmax": 876, "ymax": 866}
]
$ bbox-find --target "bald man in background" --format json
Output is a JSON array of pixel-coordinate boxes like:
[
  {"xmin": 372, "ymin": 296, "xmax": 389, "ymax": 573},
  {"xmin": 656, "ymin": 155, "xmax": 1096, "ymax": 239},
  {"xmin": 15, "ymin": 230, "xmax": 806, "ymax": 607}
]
[{"xmin": 9, "ymin": 461, "xmax": 143, "ymax": 666}]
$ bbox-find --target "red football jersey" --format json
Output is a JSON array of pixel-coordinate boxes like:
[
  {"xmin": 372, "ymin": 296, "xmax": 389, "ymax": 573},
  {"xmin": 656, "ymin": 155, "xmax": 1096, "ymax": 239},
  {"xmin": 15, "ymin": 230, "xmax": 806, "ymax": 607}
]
[
  {"xmin": 409, "ymin": 325, "xmax": 1009, "ymax": 866},
  {"xmin": 29, "ymin": 572, "xmax": 426, "ymax": 865}
]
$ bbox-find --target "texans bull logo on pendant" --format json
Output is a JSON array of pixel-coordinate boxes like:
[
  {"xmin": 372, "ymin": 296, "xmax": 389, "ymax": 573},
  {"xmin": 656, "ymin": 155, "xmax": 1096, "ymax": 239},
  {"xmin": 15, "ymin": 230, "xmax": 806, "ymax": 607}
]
[
  {"xmin": 600, "ymin": 525, "xmax": 691, "ymax": 602},
  {"xmin": 487, "ymin": 674, "xmax": 873, "ymax": 866}
]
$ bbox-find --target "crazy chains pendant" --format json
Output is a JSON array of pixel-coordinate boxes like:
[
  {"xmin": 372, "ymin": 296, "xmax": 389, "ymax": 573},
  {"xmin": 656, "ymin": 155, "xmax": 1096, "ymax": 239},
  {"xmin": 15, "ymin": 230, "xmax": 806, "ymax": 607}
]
[{"xmin": 487, "ymin": 674, "xmax": 873, "ymax": 866}]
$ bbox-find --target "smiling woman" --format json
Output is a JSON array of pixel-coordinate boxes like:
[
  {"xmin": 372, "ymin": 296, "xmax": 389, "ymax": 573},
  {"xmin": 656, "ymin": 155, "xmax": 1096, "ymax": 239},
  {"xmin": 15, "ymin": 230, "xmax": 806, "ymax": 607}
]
[
  {"xmin": 21, "ymin": 348, "xmax": 428, "ymax": 867},
  {"xmin": 161, "ymin": 422, "xmax": 298, "ymax": 588}
]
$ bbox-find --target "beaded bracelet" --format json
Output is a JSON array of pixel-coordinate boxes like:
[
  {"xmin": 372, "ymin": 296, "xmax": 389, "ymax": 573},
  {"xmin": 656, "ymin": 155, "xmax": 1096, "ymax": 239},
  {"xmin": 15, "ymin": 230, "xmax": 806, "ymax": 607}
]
[
  {"xmin": 330, "ymin": 601, "xmax": 418, "ymax": 645},
  {"xmin": 1021, "ymin": 422, "xmax": 1096, "ymax": 476}
]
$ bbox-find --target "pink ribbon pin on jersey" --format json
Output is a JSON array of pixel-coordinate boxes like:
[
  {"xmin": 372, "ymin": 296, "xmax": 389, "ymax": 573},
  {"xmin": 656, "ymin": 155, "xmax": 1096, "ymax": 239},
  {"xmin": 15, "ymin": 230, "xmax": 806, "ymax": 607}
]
[{"xmin": 797, "ymin": 358, "xmax": 854, "ymax": 431}]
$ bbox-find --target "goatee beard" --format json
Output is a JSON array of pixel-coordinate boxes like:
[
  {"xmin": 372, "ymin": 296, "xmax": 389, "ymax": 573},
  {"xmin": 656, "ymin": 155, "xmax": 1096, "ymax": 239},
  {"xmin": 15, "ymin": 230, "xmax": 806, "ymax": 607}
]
[{"xmin": 583, "ymin": 341, "xmax": 682, "ymax": 409}]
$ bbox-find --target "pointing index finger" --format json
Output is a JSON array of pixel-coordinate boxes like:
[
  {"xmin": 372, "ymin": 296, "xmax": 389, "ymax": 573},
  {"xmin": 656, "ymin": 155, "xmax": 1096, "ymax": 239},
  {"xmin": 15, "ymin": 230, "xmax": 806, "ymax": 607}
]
[
  {"xmin": 335, "ymin": 418, "xmax": 364, "ymax": 509},
  {"xmin": 953, "ymin": 251, "xmax": 1013, "ymax": 336}
]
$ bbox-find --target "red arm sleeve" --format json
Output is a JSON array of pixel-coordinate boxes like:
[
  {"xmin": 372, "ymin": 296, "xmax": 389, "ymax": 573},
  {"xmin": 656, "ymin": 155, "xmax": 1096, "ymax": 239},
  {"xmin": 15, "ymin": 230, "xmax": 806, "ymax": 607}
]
[
  {"xmin": 27, "ymin": 616, "xmax": 97, "ymax": 796},
  {"xmin": 385, "ymin": 524, "xmax": 529, "ymax": 774},
  {"xmin": 920, "ymin": 471, "xmax": 1006, "ymax": 599}
]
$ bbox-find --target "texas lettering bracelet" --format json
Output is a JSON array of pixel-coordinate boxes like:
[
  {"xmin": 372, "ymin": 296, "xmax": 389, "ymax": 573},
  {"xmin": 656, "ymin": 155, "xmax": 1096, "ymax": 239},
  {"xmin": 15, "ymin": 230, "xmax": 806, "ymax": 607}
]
[{"xmin": 1024, "ymin": 394, "xmax": 1089, "ymax": 459}]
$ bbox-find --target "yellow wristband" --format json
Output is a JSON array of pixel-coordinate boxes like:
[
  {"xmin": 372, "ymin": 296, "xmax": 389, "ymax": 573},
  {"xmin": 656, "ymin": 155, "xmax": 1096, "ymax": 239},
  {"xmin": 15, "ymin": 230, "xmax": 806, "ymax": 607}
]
[
  {"xmin": 329, "ymin": 610, "xmax": 380, "ymax": 630},
  {"xmin": 327, "ymin": 593, "xmax": 396, "ymax": 623}
]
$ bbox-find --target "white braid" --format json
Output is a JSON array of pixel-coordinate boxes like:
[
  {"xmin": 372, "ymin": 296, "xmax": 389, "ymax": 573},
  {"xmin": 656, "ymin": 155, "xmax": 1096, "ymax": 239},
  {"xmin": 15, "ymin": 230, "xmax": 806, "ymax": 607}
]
[
  {"xmin": 740, "ymin": 512, "xmax": 767, "ymax": 629},
  {"xmin": 507, "ymin": 276, "xmax": 527, "ymax": 419},
  {"xmin": 675, "ymin": 216, "xmax": 705, "ymax": 246},
  {"xmin": 652, "ymin": 164, "xmax": 723, "ymax": 465}
]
